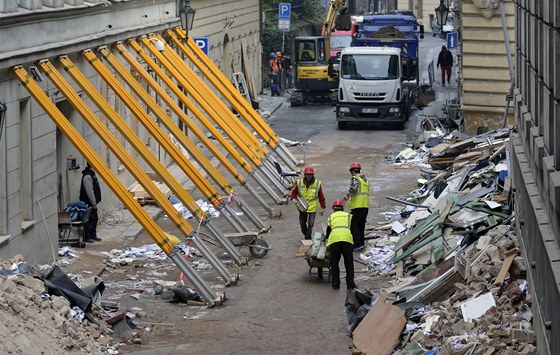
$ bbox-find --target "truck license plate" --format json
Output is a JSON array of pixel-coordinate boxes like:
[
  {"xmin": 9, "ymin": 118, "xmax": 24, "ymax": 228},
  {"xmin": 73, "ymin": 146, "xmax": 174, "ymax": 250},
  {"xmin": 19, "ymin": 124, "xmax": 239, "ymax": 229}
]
[{"xmin": 362, "ymin": 108, "xmax": 378, "ymax": 113}]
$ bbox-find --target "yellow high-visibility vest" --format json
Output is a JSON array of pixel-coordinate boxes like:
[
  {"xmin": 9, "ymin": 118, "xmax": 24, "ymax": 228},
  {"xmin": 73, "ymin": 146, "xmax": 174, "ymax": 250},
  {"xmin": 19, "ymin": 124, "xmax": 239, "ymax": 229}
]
[
  {"xmin": 349, "ymin": 176, "xmax": 370, "ymax": 210},
  {"xmin": 297, "ymin": 178, "xmax": 321, "ymax": 213},
  {"xmin": 327, "ymin": 211, "xmax": 353, "ymax": 246}
]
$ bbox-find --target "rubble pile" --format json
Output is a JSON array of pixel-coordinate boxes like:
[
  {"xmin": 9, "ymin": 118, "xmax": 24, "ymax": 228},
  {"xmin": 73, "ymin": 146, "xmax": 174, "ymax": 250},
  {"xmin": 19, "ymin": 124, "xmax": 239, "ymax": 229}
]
[
  {"xmin": 351, "ymin": 129, "xmax": 537, "ymax": 354},
  {"xmin": 0, "ymin": 256, "xmax": 117, "ymax": 354}
]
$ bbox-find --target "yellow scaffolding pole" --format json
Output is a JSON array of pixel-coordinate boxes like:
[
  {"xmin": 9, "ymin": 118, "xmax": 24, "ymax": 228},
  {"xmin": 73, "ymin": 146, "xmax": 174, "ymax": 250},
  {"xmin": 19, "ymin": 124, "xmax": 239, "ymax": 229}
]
[
  {"xmin": 169, "ymin": 29, "xmax": 277, "ymax": 148},
  {"xmin": 158, "ymin": 33, "xmax": 270, "ymax": 160},
  {"xmin": 171, "ymin": 29, "xmax": 300, "ymax": 169},
  {"xmin": 95, "ymin": 46, "xmax": 254, "ymax": 232},
  {"xmin": 126, "ymin": 39, "xmax": 283, "ymax": 205},
  {"xmin": 12, "ymin": 65, "xmax": 220, "ymax": 303},
  {"xmin": 81, "ymin": 50, "xmax": 226, "ymax": 208},
  {"xmin": 113, "ymin": 42, "xmax": 276, "ymax": 220},
  {"xmin": 52, "ymin": 57, "xmax": 246, "ymax": 266},
  {"xmin": 139, "ymin": 36, "xmax": 266, "ymax": 164}
]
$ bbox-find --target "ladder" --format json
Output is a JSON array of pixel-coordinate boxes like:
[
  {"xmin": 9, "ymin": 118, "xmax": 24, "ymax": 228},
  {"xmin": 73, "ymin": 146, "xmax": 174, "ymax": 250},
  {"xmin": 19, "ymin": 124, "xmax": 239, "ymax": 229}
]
[{"xmin": 231, "ymin": 72, "xmax": 251, "ymax": 103}]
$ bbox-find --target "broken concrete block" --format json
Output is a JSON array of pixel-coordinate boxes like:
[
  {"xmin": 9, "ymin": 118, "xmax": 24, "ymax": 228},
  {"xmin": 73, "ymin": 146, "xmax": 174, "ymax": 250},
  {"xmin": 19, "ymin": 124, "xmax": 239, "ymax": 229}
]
[
  {"xmin": 511, "ymin": 329, "xmax": 535, "ymax": 344},
  {"xmin": 51, "ymin": 296, "xmax": 71, "ymax": 313}
]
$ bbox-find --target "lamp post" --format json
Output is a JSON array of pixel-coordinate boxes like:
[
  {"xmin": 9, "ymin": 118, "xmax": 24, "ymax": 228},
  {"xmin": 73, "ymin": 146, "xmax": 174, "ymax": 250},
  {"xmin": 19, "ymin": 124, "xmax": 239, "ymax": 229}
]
[
  {"xmin": 0, "ymin": 102, "xmax": 6, "ymax": 140},
  {"xmin": 179, "ymin": 0, "xmax": 196, "ymax": 38},
  {"xmin": 435, "ymin": 0, "xmax": 449, "ymax": 38}
]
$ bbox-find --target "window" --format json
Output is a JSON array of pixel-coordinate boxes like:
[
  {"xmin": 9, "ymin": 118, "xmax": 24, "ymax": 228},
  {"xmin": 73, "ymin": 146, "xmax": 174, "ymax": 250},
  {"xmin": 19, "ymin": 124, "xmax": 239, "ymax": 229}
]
[{"xmin": 340, "ymin": 54, "xmax": 400, "ymax": 80}]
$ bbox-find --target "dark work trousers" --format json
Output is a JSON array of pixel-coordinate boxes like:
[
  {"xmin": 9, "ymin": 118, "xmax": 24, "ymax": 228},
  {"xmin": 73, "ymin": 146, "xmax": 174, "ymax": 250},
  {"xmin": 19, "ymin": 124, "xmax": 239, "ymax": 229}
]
[
  {"xmin": 441, "ymin": 65, "xmax": 452, "ymax": 84},
  {"xmin": 350, "ymin": 208, "xmax": 368, "ymax": 248},
  {"xmin": 329, "ymin": 241, "xmax": 355, "ymax": 289},
  {"xmin": 298, "ymin": 211, "xmax": 316, "ymax": 240},
  {"xmin": 84, "ymin": 208, "xmax": 99, "ymax": 241}
]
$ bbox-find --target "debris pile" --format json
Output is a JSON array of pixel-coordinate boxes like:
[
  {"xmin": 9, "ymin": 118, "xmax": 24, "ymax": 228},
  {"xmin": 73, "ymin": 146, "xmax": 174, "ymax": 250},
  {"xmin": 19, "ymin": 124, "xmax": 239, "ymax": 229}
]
[
  {"xmin": 0, "ymin": 256, "xmax": 118, "ymax": 354},
  {"xmin": 351, "ymin": 129, "xmax": 536, "ymax": 354}
]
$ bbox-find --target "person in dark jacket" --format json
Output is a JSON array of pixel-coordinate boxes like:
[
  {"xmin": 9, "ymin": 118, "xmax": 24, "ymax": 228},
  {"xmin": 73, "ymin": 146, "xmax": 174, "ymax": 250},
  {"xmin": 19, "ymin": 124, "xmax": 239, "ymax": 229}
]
[
  {"xmin": 437, "ymin": 45, "xmax": 453, "ymax": 86},
  {"xmin": 80, "ymin": 162, "xmax": 102, "ymax": 243}
]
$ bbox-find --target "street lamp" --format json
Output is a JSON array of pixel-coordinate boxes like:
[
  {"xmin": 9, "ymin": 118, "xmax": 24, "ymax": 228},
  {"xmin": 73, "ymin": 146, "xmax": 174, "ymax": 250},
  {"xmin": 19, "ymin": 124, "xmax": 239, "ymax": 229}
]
[
  {"xmin": 179, "ymin": 0, "xmax": 196, "ymax": 38},
  {"xmin": 0, "ymin": 102, "xmax": 6, "ymax": 140},
  {"xmin": 435, "ymin": 0, "xmax": 449, "ymax": 36}
]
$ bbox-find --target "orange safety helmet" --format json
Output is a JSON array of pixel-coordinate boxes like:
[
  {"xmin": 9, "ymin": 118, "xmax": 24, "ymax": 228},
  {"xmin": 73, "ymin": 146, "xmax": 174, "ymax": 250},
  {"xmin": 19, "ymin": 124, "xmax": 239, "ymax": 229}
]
[
  {"xmin": 276, "ymin": 51, "xmax": 282, "ymax": 57},
  {"xmin": 332, "ymin": 200, "xmax": 344, "ymax": 209},
  {"xmin": 303, "ymin": 166, "xmax": 315, "ymax": 174},
  {"xmin": 349, "ymin": 162, "xmax": 362, "ymax": 171}
]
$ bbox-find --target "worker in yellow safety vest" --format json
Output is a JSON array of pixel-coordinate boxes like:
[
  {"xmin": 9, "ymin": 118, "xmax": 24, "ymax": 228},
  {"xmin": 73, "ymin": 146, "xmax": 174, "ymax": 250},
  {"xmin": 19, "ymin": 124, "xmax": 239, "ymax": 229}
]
[
  {"xmin": 290, "ymin": 166, "xmax": 326, "ymax": 240},
  {"xmin": 343, "ymin": 162, "xmax": 370, "ymax": 251},
  {"xmin": 326, "ymin": 199, "xmax": 356, "ymax": 290}
]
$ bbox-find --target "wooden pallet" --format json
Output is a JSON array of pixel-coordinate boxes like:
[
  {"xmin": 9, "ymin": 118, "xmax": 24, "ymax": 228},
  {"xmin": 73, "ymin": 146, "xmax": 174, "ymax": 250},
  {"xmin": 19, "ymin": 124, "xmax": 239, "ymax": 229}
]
[{"xmin": 128, "ymin": 180, "xmax": 171, "ymax": 205}]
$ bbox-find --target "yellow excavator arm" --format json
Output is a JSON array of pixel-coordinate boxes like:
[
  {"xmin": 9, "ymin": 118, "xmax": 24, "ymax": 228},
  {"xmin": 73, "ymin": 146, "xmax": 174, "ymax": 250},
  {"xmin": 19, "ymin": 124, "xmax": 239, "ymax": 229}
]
[{"xmin": 323, "ymin": 0, "xmax": 350, "ymax": 62}]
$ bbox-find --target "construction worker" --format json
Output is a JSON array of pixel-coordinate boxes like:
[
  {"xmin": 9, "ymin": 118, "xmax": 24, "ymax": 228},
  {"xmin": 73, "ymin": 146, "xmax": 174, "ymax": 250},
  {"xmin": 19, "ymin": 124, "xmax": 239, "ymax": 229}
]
[
  {"xmin": 300, "ymin": 42, "xmax": 316, "ymax": 61},
  {"xmin": 325, "ymin": 200, "xmax": 356, "ymax": 290},
  {"xmin": 269, "ymin": 52, "xmax": 281, "ymax": 96},
  {"xmin": 80, "ymin": 162, "xmax": 102, "ymax": 243},
  {"xmin": 290, "ymin": 166, "xmax": 326, "ymax": 240},
  {"xmin": 276, "ymin": 51, "xmax": 283, "ymax": 90},
  {"xmin": 343, "ymin": 162, "xmax": 370, "ymax": 251}
]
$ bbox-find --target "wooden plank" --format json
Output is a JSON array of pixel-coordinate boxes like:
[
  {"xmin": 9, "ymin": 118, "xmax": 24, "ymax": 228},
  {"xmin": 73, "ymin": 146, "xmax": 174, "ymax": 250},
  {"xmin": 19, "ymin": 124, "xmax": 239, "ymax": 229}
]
[
  {"xmin": 494, "ymin": 248, "xmax": 519, "ymax": 286},
  {"xmin": 395, "ymin": 250, "xmax": 403, "ymax": 278},
  {"xmin": 353, "ymin": 295, "xmax": 406, "ymax": 355}
]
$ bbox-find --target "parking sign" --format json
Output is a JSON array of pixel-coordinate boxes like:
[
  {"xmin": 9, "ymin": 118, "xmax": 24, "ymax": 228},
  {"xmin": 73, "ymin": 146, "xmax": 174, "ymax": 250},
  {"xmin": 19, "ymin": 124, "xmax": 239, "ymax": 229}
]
[
  {"xmin": 279, "ymin": 3, "xmax": 291, "ymax": 19},
  {"xmin": 193, "ymin": 37, "xmax": 209, "ymax": 56}
]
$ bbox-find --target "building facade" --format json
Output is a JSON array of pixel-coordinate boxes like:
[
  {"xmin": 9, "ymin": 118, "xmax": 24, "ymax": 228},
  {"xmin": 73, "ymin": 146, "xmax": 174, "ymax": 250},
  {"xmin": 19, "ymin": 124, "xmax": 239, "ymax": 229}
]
[{"xmin": 0, "ymin": 0, "xmax": 262, "ymax": 263}]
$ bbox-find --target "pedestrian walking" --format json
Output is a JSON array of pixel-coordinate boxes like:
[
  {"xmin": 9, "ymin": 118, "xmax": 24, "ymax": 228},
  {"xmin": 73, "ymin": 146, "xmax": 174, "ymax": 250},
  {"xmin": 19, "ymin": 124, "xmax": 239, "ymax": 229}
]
[
  {"xmin": 79, "ymin": 162, "xmax": 102, "ymax": 243},
  {"xmin": 268, "ymin": 52, "xmax": 281, "ymax": 96},
  {"xmin": 325, "ymin": 200, "xmax": 356, "ymax": 290},
  {"xmin": 290, "ymin": 166, "xmax": 326, "ymax": 240},
  {"xmin": 437, "ymin": 45, "xmax": 453, "ymax": 86},
  {"xmin": 343, "ymin": 162, "xmax": 370, "ymax": 251}
]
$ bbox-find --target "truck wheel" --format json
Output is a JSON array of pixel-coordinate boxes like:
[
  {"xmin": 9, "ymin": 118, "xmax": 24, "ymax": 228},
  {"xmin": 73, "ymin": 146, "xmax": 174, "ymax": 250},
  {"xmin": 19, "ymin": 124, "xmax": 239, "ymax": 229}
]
[{"xmin": 338, "ymin": 121, "xmax": 347, "ymax": 130}]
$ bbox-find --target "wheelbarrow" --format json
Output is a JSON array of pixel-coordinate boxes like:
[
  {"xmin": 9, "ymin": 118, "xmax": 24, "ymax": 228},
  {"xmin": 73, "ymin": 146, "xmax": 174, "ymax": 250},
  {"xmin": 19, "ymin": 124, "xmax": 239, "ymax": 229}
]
[
  {"xmin": 201, "ymin": 232, "xmax": 270, "ymax": 258},
  {"xmin": 305, "ymin": 256, "xmax": 331, "ymax": 282}
]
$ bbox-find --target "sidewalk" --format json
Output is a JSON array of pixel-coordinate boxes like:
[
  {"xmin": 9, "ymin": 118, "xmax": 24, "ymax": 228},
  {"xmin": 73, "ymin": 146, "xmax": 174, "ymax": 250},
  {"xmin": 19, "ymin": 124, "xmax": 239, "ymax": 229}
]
[{"xmin": 96, "ymin": 91, "xmax": 287, "ymax": 243}]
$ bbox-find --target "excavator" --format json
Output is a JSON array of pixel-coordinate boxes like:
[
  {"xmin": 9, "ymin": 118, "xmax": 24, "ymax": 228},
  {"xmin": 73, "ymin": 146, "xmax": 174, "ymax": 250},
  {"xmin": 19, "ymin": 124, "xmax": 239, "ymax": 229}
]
[{"xmin": 290, "ymin": 0, "xmax": 351, "ymax": 107}]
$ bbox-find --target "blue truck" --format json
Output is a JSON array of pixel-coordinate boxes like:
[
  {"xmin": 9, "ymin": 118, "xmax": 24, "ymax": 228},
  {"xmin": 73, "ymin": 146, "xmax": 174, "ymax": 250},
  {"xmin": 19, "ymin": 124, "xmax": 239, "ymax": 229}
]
[{"xmin": 335, "ymin": 14, "xmax": 423, "ymax": 129}]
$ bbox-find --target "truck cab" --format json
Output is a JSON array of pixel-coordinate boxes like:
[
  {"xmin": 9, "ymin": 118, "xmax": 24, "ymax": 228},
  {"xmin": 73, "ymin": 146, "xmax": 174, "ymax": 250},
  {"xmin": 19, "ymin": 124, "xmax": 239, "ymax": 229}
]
[{"xmin": 335, "ymin": 47, "xmax": 409, "ymax": 129}]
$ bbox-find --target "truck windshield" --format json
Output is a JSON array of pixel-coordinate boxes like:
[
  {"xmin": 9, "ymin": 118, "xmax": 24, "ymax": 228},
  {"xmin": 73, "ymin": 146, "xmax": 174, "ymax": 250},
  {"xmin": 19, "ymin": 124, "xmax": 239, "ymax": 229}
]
[
  {"xmin": 330, "ymin": 35, "xmax": 353, "ymax": 49},
  {"xmin": 340, "ymin": 54, "xmax": 400, "ymax": 80}
]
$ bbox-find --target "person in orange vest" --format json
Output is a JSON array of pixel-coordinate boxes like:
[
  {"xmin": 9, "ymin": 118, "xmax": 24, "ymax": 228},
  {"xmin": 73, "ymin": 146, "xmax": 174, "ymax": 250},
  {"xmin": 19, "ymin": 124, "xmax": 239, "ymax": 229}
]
[
  {"xmin": 276, "ymin": 51, "xmax": 283, "ymax": 90},
  {"xmin": 269, "ymin": 52, "xmax": 281, "ymax": 96},
  {"xmin": 290, "ymin": 166, "xmax": 326, "ymax": 240},
  {"xmin": 343, "ymin": 162, "xmax": 370, "ymax": 251},
  {"xmin": 326, "ymin": 199, "xmax": 356, "ymax": 290}
]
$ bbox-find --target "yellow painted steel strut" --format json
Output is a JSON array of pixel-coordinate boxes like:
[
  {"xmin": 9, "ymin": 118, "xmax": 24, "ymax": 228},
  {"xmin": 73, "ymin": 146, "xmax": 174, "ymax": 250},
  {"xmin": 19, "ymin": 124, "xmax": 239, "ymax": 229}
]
[
  {"xmin": 97, "ymin": 46, "xmax": 235, "ymax": 196},
  {"xmin": 12, "ymin": 66, "xmax": 219, "ymax": 302},
  {"xmin": 38, "ymin": 59, "xmax": 241, "ymax": 275},
  {"xmin": 157, "ymin": 33, "xmax": 271, "ymax": 159},
  {"xmin": 126, "ymin": 39, "xmax": 255, "ymax": 175},
  {"xmin": 81, "ymin": 49, "xmax": 224, "ymax": 208},
  {"xmin": 169, "ymin": 29, "xmax": 278, "ymax": 149},
  {"xmin": 140, "ymin": 36, "xmax": 267, "ymax": 165},
  {"xmin": 114, "ymin": 43, "xmax": 245, "ymax": 187}
]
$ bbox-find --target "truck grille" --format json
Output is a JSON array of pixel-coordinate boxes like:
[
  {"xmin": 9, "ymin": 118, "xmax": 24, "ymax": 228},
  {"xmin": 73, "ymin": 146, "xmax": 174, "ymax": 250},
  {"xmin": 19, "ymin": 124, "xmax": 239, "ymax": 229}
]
[{"xmin": 353, "ymin": 92, "xmax": 386, "ymax": 101}]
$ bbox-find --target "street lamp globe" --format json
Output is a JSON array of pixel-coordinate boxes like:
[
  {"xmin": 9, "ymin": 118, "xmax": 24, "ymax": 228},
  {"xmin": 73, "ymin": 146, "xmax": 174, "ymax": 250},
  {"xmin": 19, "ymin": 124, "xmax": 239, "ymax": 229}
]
[{"xmin": 435, "ymin": 0, "xmax": 449, "ymax": 28}]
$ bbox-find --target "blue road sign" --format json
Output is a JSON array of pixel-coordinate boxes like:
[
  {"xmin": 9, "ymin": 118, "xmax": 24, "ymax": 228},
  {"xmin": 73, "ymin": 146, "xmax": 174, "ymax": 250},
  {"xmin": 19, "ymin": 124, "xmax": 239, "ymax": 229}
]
[
  {"xmin": 447, "ymin": 32, "xmax": 458, "ymax": 49},
  {"xmin": 193, "ymin": 37, "xmax": 209, "ymax": 55},
  {"xmin": 279, "ymin": 3, "xmax": 291, "ymax": 19}
]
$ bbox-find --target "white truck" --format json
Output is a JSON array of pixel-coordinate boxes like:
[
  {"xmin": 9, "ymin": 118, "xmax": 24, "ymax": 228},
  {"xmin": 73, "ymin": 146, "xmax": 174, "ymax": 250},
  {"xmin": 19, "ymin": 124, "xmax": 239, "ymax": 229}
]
[{"xmin": 334, "ymin": 46, "xmax": 411, "ymax": 129}]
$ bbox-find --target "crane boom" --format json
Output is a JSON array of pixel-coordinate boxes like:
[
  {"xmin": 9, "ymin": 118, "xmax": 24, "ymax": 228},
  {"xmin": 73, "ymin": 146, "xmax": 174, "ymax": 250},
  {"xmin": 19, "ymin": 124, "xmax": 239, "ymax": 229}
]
[{"xmin": 323, "ymin": 0, "xmax": 349, "ymax": 62}]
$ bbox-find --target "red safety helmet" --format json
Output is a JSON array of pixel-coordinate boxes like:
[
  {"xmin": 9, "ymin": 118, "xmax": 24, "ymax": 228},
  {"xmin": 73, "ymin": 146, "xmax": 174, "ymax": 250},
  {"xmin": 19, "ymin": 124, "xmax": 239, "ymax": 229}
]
[
  {"xmin": 304, "ymin": 166, "xmax": 315, "ymax": 174},
  {"xmin": 349, "ymin": 162, "xmax": 361, "ymax": 171},
  {"xmin": 332, "ymin": 200, "xmax": 344, "ymax": 209}
]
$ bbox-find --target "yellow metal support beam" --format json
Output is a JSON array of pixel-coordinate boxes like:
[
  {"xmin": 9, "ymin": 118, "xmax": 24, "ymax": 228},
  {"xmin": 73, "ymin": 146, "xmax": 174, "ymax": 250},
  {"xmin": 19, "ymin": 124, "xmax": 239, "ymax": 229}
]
[
  {"xmin": 97, "ymin": 46, "xmax": 235, "ymax": 196},
  {"xmin": 81, "ymin": 49, "xmax": 224, "ymax": 209},
  {"xmin": 12, "ymin": 65, "xmax": 220, "ymax": 303},
  {"xmin": 39, "ymin": 59, "xmax": 242, "ymax": 275},
  {"xmin": 139, "ymin": 37, "xmax": 267, "ymax": 165},
  {"xmin": 158, "ymin": 33, "xmax": 271, "ymax": 159},
  {"xmin": 114, "ymin": 43, "xmax": 245, "ymax": 188},
  {"xmin": 169, "ymin": 29, "xmax": 279, "ymax": 149},
  {"xmin": 126, "ymin": 40, "xmax": 255, "ymax": 175}
]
